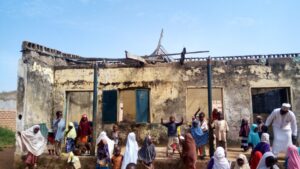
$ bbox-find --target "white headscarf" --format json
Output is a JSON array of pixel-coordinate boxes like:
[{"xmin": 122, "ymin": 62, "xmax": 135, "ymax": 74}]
[
  {"xmin": 261, "ymin": 133, "xmax": 270, "ymax": 144},
  {"xmin": 234, "ymin": 154, "xmax": 250, "ymax": 169},
  {"xmin": 96, "ymin": 131, "xmax": 115, "ymax": 158},
  {"xmin": 256, "ymin": 152, "xmax": 279, "ymax": 169},
  {"xmin": 121, "ymin": 132, "xmax": 139, "ymax": 169},
  {"xmin": 212, "ymin": 147, "xmax": 230, "ymax": 169},
  {"xmin": 67, "ymin": 152, "xmax": 81, "ymax": 169},
  {"xmin": 17, "ymin": 125, "xmax": 46, "ymax": 156}
]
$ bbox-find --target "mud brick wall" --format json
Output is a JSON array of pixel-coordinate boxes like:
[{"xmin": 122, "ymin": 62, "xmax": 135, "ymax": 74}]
[{"xmin": 0, "ymin": 111, "xmax": 16, "ymax": 131}]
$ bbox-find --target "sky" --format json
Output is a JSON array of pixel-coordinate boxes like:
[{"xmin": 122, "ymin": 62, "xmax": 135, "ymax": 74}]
[{"xmin": 0, "ymin": 0, "xmax": 299, "ymax": 92}]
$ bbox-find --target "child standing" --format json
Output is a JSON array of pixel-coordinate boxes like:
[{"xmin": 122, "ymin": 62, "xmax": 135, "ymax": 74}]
[
  {"xmin": 96, "ymin": 139, "xmax": 111, "ymax": 169},
  {"xmin": 248, "ymin": 124, "xmax": 260, "ymax": 149},
  {"xmin": 65, "ymin": 122, "xmax": 77, "ymax": 153},
  {"xmin": 47, "ymin": 129, "xmax": 55, "ymax": 155},
  {"xmin": 190, "ymin": 120, "xmax": 204, "ymax": 159},
  {"xmin": 112, "ymin": 124, "xmax": 120, "ymax": 147},
  {"xmin": 161, "ymin": 116, "xmax": 184, "ymax": 157},
  {"xmin": 111, "ymin": 146, "xmax": 123, "ymax": 169},
  {"xmin": 198, "ymin": 112, "xmax": 209, "ymax": 158},
  {"xmin": 121, "ymin": 132, "xmax": 139, "ymax": 169},
  {"xmin": 255, "ymin": 116, "xmax": 264, "ymax": 138},
  {"xmin": 211, "ymin": 112, "xmax": 229, "ymax": 152},
  {"xmin": 239, "ymin": 119, "xmax": 250, "ymax": 151},
  {"xmin": 138, "ymin": 135, "xmax": 156, "ymax": 169}
]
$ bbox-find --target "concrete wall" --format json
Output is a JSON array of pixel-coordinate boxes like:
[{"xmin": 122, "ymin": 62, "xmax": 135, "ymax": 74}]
[
  {"xmin": 16, "ymin": 41, "xmax": 300, "ymax": 145},
  {"xmin": 0, "ymin": 91, "xmax": 17, "ymax": 111},
  {"xmin": 16, "ymin": 51, "xmax": 54, "ymax": 131},
  {"xmin": 53, "ymin": 58, "xmax": 300, "ymax": 144},
  {"xmin": 0, "ymin": 91, "xmax": 17, "ymax": 131}
]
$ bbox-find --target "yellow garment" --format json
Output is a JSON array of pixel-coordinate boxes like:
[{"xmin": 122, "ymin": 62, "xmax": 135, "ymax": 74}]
[
  {"xmin": 67, "ymin": 152, "xmax": 81, "ymax": 169},
  {"xmin": 177, "ymin": 126, "xmax": 181, "ymax": 136},
  {"xmin": 66, "ymin": 122, "xmax": 77, "ymax": 139}
]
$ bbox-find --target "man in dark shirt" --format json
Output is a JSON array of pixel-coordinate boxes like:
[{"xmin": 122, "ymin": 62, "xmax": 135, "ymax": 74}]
[{"xmin": 161, "ymin": 116, "xmax": 184, "ymax": 157}]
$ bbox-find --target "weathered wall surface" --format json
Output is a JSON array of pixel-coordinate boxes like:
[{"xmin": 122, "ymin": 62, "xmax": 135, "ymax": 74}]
[
  {"xmin": 17, "ymin": 41, "xmax": 300, "ymax": 145},
  {"xmin": 0, "ymin": 91, "xmax": 17, "ymax": 111},
  {"xmin": 16, "ymin": 51, "xmax": 55, "ymax": 130},
  {"xmin": 0, "ymin": 91, "xmax": 17, "ymax": 131},
  {"xmin": 53, "ymin": 58, "xmax": 300, "ymax": 144}
]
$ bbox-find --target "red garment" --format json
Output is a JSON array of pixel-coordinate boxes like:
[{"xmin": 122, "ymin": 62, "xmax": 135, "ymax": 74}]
[
  {"xmin": 78, "ymin": 117, "xmax": 91, "ymax": 138},
  {"xmin": 25, "ymin": 152, "xmax": 38, "ymax": 165},
  {"xmin": 239, "ymin": 119, "xmax": 250, "ymax": 137},
  {"xmin": 182, "ymin": 133, "xmax": 197, "ymax": 169},
  {"xmin": 250, "ymin": 151, "xmax": 262, "ymax": 169},
  {"xmin": 48, "ymin": 135, "xmax": 55, "ymax": 144},
  {"xmin": 212, "ymin": 109, "xmax": 218, "ymax": 121}
]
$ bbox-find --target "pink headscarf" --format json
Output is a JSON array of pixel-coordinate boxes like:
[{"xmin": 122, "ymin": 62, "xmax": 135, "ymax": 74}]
[{"xmin": 287, "ymin": 145, "xmax": 300, "ymax": 169}]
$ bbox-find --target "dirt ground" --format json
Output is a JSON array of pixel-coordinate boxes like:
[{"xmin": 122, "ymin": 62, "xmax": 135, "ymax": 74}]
[
  {"xmin": 0, "ymin": 147, "xmax": 15, "ymax": 169},
  {"xmin": 3, "ymin": 146, "xmax": 285, "ymax": 169}
]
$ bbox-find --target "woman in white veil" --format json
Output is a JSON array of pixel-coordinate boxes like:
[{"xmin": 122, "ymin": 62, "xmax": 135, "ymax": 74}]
[
  {"xmin": 96, "ymin": 131, "xmax": 115, "ymax": 158},
  {"xmin": 121, "ymin": 132, "xmax": 139, "ymax": 169},
  {"xmin": 17, "ymin": 125, "xmax": 46, "ymax": 169}
]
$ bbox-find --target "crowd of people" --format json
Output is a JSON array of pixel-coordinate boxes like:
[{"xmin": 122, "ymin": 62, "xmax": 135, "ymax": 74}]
[{"xmin": 16, "ymin": 103, "xmax": 299, "ymax": 169}]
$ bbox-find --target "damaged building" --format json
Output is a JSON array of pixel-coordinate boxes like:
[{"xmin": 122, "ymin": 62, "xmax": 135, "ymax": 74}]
[{"xmin": 16, "ymin": 40, "xmax": 300, "ymax": 148}]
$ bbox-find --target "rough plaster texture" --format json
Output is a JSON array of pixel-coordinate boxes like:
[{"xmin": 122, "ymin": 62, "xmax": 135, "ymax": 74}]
[
  {"xmin": 0, "ymin": 91, "xmax": 16, "ymax": 111},
  {"xmin": 17, "ymin": 42, "xmax": 300, "ymax": 147}
]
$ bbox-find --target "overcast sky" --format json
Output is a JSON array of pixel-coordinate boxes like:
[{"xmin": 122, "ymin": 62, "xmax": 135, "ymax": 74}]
[{"xmin": 0, "ymin": 0, "xmax": 299, "ymax": 92}]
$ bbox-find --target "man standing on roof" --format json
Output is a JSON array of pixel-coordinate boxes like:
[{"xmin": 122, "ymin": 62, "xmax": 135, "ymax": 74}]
[{"xmin": 265, "ymin": 103, "xmax": 298, "ymax": 156}]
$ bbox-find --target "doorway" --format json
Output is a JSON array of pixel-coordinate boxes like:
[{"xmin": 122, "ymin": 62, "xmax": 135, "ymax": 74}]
[{"xmin": 186, "ymin": 87, "xmax": 223, "ymax": 119}]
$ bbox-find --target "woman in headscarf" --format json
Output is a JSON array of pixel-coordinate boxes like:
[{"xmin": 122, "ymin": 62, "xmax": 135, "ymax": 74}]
[
  {"xmin": 78, "ymin": 114, "xmax": 91, "ymax": 144},
  {"xmin": 52, "ymin": 111, "xmax": 65, "ymax": 156},
  {"xmin": 138, "ymin": 135, "xmax": 156, "ymax": 169},
  {"xmin": 233, "ymin": 154, "xmax": 250, "ymax": 169},
  {"xmin": 96, "ymin": 139, "xmax": 110, "ymax": 169},
  {"xmin": 65, "ymin": 122, "xmax": 77, "ymax": 153},
  {"xmin": 207, "ymin": 147, "xmax": 230, "ymax": 169},
  {"xmin": 256, "ymin": 152, "xmax": 279, "ymax": 169},
  {"xmin": 252, "ymin": 133, "xmax": 271, "ymax": 155},
  {"xmin": 121, "ymin": 132, "xmax": 139, "ymax": 169},
  {"xmin": 239, "ymin": 119, "xmax": 250, "ymax": 151},
  {"xmin": 248, "ymin": 124, "xmax": 260, "ymax": 149},
  {"xmin": 190, "ymin": 120, "xmax": 207, "ymax": 159},
  {"xmin": 96, "ymin": 131, "xmax": 115, "ymax": 158},
  {"xmin": 181, "ymin": 133, "xmax": 197, "ymax": 169},
  {"xmin": 285, "ymin": 145, "xmax": 300, "ymax": 169},
  {"xmin": 249, "ymin": 133, "xmax": 270, "ymax": 169},
  {"xmin": 17, "ymin": 125, "xmax": 47, "ymax": 169}
]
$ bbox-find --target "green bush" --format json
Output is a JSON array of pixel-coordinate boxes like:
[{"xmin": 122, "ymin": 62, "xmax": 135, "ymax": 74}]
[{"xmin": 0, "ymin": 127, "xmax": 15, "ymax": 149}]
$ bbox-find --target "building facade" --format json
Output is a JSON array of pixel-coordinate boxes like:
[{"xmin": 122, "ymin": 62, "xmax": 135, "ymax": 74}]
[{"xmin": 16, "ymin": 41, "xmax": 300, "ymax": 145}]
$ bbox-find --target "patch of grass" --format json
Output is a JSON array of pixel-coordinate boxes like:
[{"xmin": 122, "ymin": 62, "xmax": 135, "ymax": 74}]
[{"xmin": 0, "ymin": 127, "xmax": 15, "ymax": 149}]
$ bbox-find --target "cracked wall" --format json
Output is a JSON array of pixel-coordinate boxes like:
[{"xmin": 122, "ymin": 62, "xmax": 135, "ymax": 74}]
[
  {"xmin": 52, "ymin": 59, "xmax": 300, "ymax": 144},
  {"xmin": 16, "ymin": 42, "xmax": 300, "ymax": 145}
]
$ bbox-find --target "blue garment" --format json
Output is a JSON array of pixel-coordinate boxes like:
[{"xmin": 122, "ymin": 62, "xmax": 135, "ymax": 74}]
[
  {"xmin": 162, "ymin": 121, "xmax": 183, "ymax": 137},
  {"xmin": 96, "ymin": 164, "xmax": 109, "ymax": 169},
  {"xmin": 191, "ymin": 124, "xmax": 208, "ymax": 147},
  {"xmin": 248, "ymin": 124, "xmax": 260, "ymax": 147},
  {"xmin": 53, "ymin": 118, "xmax": 66, "ymax": 141},
  {"xmin": 66, "ymin": 138, "xmax": 75, "ymax": 153}
]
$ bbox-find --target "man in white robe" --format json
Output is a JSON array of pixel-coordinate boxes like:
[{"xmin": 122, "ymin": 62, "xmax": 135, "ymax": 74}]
[{"xmin": 265, "ymin": 103, "xmax": 297, "ymax": 156}]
